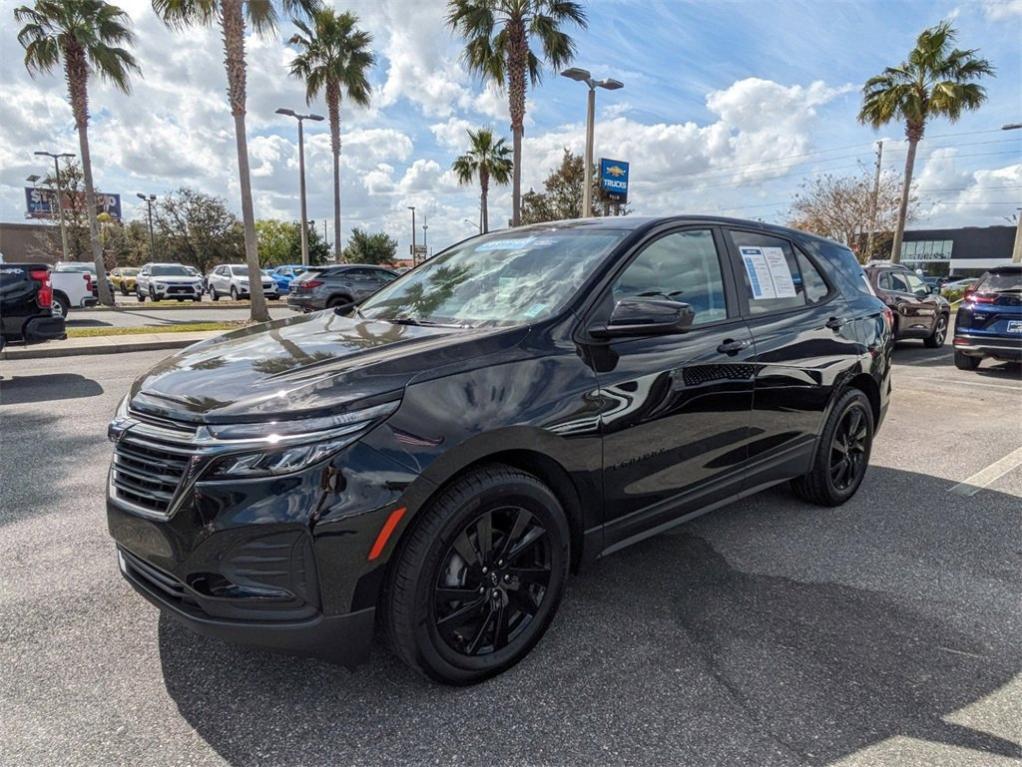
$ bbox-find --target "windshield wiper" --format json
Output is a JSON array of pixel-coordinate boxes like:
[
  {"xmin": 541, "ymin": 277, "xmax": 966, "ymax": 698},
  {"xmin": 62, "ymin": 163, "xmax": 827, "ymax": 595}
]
[{"xmin": 390, "ymin": 316, "xmax": 471, "ymax": 328}]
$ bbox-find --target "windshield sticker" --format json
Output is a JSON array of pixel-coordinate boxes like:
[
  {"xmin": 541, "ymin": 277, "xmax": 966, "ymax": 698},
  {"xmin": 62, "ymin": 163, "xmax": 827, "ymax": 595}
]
[
  {"xmin": 475, "ymin": 237, "xmax": 534, "ymax": 252},
  {"xmin": 523, "ymin": 302, "xmax": 547, "ymax": 318},
  {"xmin": 740, "ymin": 246, "xmax": 796, "ymax": 299}
]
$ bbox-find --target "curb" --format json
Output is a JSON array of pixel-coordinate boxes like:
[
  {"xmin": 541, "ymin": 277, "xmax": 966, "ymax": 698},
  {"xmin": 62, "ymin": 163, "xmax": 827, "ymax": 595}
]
[
  {"xmin": 1, "ymin": 332, "xmax": 218, "ymax": 361},
  {"xmin": 85, "ymin": 302, "xmax": 256, "ymax": 312}
]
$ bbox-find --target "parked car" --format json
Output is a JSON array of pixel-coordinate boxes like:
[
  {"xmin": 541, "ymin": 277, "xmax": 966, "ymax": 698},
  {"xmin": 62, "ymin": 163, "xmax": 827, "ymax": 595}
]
[
  {"xmin": 135, "ymin": 263, "xmax": 203, "ymax": 302},
  {"xmin": 50, "ymin": 266, "xmax": 98, "ymax": 317},
  {"xmin": 941, "ymin": 277, "xmax": 977, "ymax": 297},
  {"xmin": 287, "ymin": 264, "xmax": 398, "ymax": 312},
  {"xmin": 952, "ymin": 265, "xmax": 1022, "ymax": 370},
  {"xmin": 106, "ymin": 217, "xmax": 893, "ymax": 684},
  {"xmin": 108, "ymin": 267, "xmax": 139, "ymax": 296},
  {"xmin": 268, "ymin": 264, "xmax": 307, "ymax": 293},
  {"xmin": 0, "ymin": 262, "xmax": 66, "ymax": 350},
  {"xmin": 863, "ymin": 262, "xmax": 950, "ymax": 347},
  {"xmin": 207, "ymin": 264, "xmax": 279, "ymax": 301}
]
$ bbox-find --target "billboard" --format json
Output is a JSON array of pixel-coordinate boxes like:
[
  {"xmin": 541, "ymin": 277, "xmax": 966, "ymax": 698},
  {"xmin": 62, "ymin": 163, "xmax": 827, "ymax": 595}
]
[
  {"xmin": 24, "ymin": 187, "xmax": 122, "ymax": 222},
  {"xmin": 599, "ymin": 158, "xmax": 629, "ymax": 204}
]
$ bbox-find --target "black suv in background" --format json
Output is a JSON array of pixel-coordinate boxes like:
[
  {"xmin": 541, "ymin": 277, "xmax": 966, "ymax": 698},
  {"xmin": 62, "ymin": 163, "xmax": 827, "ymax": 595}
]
[
  {"xmin": 863, "ymin": 262, "xmax": 950, "ymax": 347},
  {"xmin": 107, "ymin": 217, "xmax": 892, "ymax": 685},
  {"xmin": 0, "ymin": 262, "xmax": 66, "ymax": 350},
  {"xmin": 953, "ymin": 265, "xmax": 1022, "ymax": 370},
  {"xmin": 287, "ymin": 264, "xmax": 398, "ymax": 312}
]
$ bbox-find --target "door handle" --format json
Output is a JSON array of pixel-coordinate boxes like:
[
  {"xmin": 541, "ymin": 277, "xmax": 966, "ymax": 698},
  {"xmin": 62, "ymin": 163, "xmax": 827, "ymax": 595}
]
[
  {"xmin": 717, "ymin": 338, "xmax": 750, "ymax": 355},
  {"xmin": 825, "ymin": 316, "xmax": 844, "ymax": 331}
]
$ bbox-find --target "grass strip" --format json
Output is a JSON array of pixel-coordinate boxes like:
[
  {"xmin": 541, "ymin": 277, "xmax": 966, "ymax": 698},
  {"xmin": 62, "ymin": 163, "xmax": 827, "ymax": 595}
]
[{"xmin": 67, "ymin": 321, "xmax": 247, "ymax": 338}]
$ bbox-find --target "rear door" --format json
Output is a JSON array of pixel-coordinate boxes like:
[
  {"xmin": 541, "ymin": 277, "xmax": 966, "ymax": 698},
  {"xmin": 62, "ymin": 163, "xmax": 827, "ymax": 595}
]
[
  {"xmin": 724, "ymin": 228, "xmax": 858, "ymax": 481},
  {"xmin": 593, "ymin": 226, "xmax": 756, "ymax": 552}
]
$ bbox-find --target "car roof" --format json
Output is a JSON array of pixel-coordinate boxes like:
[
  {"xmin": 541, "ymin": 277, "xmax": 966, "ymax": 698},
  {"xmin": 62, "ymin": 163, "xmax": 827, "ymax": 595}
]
[{"xmin": 989, "ymin": 265, "xmax": 1022, "ymax": 273}]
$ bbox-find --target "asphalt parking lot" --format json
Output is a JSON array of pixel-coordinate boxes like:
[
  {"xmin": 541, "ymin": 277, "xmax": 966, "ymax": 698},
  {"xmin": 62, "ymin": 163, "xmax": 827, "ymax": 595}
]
[
  {"xmin": 1, "ymin": 343, "xmax": 1019, "ymax": 767},
  {"xmin": 67, "ymin": 302, "xmax": 294, "ymax": 328}
]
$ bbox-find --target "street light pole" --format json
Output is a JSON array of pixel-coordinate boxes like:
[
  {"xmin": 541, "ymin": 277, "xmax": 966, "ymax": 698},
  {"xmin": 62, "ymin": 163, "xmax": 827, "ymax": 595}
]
[
  {"xmin": 408, "ymin": 206, "xmax": 417, "ymax": 265},
  {"xmin": 866, "ymin": 140, "xmax": 884, "ymax": 261},
  {"xmin": 136, "ymin": 193, "xmax": 157, "ymax": 259},
  {"xmin": 560, "ymin": 68, "xmax": 623, "ymax": 218},
  {"xmin": 1004, "ymin": 124, "xmax": 1022, "ymax": 263},
  {"xmin": 277, "ymin": 108, "xmax": 325, "ymax": 266},
  {"xmin": 422, "ymin": 214, "xmax": 428, "ymax": 259},
  {"xmin": 34, "ymin": 150, "xmax": 75, "ymax": 262}
]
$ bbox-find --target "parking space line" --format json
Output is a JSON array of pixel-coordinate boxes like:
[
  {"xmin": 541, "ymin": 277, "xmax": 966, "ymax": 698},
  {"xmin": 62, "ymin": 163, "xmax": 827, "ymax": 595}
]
[
  {"xmin": 897, "ymin": 377, "xmax": 1022, "ymax": 392},
  {"xmin": 948, "ymin": 447, "xmax": 1022, "ymax": 497}
]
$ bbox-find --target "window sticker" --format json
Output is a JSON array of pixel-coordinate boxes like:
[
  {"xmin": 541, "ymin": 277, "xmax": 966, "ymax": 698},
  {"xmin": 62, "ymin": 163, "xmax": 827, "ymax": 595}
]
[
  {"xmin": 740, "ymin": 246, "xmax": 796, "ymax": 299},
  {"xmin": 523, "ymin": 302, "xmax": 547, "ymax": 318}
]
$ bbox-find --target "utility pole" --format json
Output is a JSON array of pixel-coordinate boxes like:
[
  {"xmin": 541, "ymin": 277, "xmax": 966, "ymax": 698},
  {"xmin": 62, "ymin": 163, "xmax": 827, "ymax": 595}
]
[
  {"xmin": 34, "ymin": 150, "xmax": 75, "ymax": 262},
  {"xmin": 408, "ymin": 206, "xmax": 416, "ymax": 265},
  {"xmin": 422, "ymin": 214, "xmax": 428, "ymax": 259},
  {"xmin": 136, "ymin": 193, "xmax": 157, "ymax": 259},
  {"xmin": 276, "ymin": 108, "xmax": 324, "ymax": 267},
  {"xmin": 866, "ymin": 140, "xmax": 884, "ymax": 261},
  {"xmin": 561, "ymin": 68, "xmax": 623, "ymax": 218}
]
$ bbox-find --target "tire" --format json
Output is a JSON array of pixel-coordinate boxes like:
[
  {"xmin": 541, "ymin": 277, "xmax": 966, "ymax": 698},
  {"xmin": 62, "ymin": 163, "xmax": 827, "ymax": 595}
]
[
  {"xmin": 54, "ymin": 293, "xmax": 70, "ymax": 319},
  {"xmin": 149, "ymin": 287, "xmax": 157, "ymax": 301},
  {"xmin": 230, "ymin": 286, "xmax": 239, "ymax": 301},
  {"xmin": 791, "ymin": 388, "xmax": 874, "ymax": 507},
  {"xmin": 120, "ymin": 284, "xmax": 129, "ymax": 296},
  {"xmin": 384, "ymin": 464, "xmax": 571, "ymax": 685},
  {"xmin": 210, "ymin": 287, "xmax": 219, "ymax": 302},
  {"xmin": 136, "ymin": 290, "xmax": 145, "ymax": 303},
  {"xmin": 954, "ymin": 351, "xmax": 981, "ymax": 371},
  {"xmin": 924, "ymin": 313, "xmax": 948, "ymax": 348},
  {"xmin": 268, "ymin": 295, "xmax": 280, "ymax": 301},
  {"xmin": 327, "ymin": 295, "xmax": 353, "ymax": 311}
]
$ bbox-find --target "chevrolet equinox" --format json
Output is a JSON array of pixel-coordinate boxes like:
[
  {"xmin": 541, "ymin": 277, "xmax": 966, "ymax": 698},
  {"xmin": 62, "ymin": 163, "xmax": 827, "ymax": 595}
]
[{"xmin": 107, "ymin": 217, "xmax": 893, "ymax": 685}]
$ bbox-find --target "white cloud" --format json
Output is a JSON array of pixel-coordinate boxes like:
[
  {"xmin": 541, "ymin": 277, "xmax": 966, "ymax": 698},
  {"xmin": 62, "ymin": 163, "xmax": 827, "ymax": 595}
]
[
  {"xmin": 915, "ymin": 148, "xmax": 1022, "ymax": 226},
  {"xmin": 981, "ymin": 0, "xmax": 1022, "ymax": 19}
]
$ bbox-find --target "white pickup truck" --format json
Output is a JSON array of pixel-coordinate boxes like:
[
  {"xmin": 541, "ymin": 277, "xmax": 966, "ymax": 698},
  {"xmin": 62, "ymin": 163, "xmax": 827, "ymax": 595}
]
[{"xmin": 51, "ymin": 264, "xmax": 99, "ymax": 318}]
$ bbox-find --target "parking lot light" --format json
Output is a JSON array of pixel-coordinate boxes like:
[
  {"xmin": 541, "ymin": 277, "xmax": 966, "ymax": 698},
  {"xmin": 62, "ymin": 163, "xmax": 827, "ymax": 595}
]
[
  {"xmin": 276, "ymin": 108, "xmax": 325, "ymax": 267},
  {"xmin": 560, "ymin": 68, "xmax": 624, "ymax": 218}
]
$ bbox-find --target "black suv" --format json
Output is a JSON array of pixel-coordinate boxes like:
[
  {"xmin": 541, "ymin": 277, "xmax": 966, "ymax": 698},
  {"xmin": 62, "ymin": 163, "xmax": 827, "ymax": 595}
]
[
  {"xmin": 106, "ymin": 218, "xmax": 892, "ymax": 684},
  {"xmin": 287, "ymin": 263, "xmax": 397, "ymax": 312},
  {"xmin": 863, "ymin": 262, "xmax": 950, "ymax": 347},
  {"xmin": 0, "ymin": 262, "xmax": 66, "ymax": 350}
]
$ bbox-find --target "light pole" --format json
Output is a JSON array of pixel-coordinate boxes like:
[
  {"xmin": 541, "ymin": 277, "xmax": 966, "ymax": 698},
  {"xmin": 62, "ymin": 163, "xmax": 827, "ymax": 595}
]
[
  {"xmin": 1004, "ymin": 124, "xmax": 1022, "ymax": 263},
  {"xmin": 866, "ymin": 140, "xmax": 884, "ymax": 261},
  {"xmin": 34, "ymin": 150, "xmax": 75, "ymax": 262},
  {"xmin": 422, "ymin": 214, "xmax": 428, "ymax": 259},
  {"xmin": 560, "ymin": 68, "xmax": 623, "ymax": 218},
  {"xmin": 408, "ymin": 206, "xmax": 417, "ymax": 265},
  {"xmin": 277, "ymin": 108, "xmax": 324, "ymax": 266},
  {"xmin": 136, "ymin": 193, "xmax": 157, "ymax": 259}
]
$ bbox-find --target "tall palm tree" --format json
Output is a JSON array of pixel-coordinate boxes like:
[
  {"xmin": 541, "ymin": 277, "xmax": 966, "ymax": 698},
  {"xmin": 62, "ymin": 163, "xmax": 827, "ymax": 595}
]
[
  {"xmin": 15, "ymin": 0, "xmax": 139, "ymax": 307},
  {"xmin": 289, "ymin": 9, "xmax": 375, "ymax": 263},
  {"xmin": 859, "ymin": 22, "xmax": 993, "ymax": 263},
  {"xmin": 452, "ymin": 128, "xmax": 513, "ymax": 233},
  {"xmin": 152, "ymin": 0, "xmax": 319, "ymax": 322},
  {"xmin": 447, "ymin": 0, "xmax": 587, "ymax": 227}
]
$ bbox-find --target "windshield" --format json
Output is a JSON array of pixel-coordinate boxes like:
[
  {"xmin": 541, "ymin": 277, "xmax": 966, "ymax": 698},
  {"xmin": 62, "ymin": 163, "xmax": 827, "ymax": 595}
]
[
  {"xmin": 359, "ymin": 229, "xmax": 627, "ymax": 327},
  {"xmin": 121, "ymin": 268, "xmax": 138, "ymax": 276},
  {"xmin": 976, "ymin": 271, "xmax": 1022, "ymax": 293},
  {"xmin": 151, "ymin": 265, "xmax": 191, "ymax": 276},
  {"xmin": 230, "ymin": 266, "xmax": 269, "ymax": 277}
]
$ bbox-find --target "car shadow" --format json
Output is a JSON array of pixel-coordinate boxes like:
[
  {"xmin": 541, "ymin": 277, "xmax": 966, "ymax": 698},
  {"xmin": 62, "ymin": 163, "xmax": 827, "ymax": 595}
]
[
  {"xmin": 65, "ymin": 318, "xmax": 113, "ymax": 328},
  {"xmin": 157, "ymin": 466, "xmax": 1020, "ymax": 766},
  {"xmin": 0, "ymin": 373, "xmax": 104, "ymax": 404}
]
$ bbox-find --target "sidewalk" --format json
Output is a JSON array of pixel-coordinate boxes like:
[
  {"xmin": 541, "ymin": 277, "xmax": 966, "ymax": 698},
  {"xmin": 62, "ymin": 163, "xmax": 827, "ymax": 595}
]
[{"xmin": 1, "ymin": 331, "xmax": 220, "ymax": 361}]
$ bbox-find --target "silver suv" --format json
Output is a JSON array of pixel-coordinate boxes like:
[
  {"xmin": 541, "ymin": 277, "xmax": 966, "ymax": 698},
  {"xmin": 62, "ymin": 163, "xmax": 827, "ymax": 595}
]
[
  {"xmin": 136, "ymin": 263, "xmax": 203, "ymax": 302},
  {"xmin": 287, "ymin": 264, "xmax": 397, "ymax": 312},
  {"xmin": 207, "ymin": 264, "xmax": 279, "ymax": 301}
]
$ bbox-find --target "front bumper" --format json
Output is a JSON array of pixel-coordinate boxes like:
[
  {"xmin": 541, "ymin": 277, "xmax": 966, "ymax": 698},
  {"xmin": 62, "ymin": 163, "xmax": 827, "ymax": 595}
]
[
  {"xmin": 953, "ymin": 334, "xmax": 1022, "ymax": 361},
  {"xmin": 287, "ymin": 294, "xmax": 322, "ymax": 311},
  {"xmin": 152, "ymin": 285, "xmax": 202, "ymax": 300}
]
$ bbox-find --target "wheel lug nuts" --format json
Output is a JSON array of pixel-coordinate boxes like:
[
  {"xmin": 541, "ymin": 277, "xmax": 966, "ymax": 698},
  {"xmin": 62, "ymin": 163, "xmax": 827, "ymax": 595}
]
[
  {"xmin": 478, "ymin": 586, "xmax": 485, "ymax": 593},
  {"xmin": 481, "ymin": 567, "xmax": 488, "ymax": 574}
]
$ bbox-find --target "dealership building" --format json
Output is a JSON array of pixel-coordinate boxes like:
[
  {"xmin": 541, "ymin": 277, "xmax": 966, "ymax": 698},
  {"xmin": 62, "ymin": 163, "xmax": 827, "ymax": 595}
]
[{"xmin": 894, "ymin": 225, "xmax": 1017, "ymax": 277}]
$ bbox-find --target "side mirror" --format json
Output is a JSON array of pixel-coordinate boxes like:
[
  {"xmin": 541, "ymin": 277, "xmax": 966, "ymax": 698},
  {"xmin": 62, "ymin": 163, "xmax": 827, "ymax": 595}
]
[{"xmin": 590, "ymin": 298, "xmax": 695, "ymax": 339}]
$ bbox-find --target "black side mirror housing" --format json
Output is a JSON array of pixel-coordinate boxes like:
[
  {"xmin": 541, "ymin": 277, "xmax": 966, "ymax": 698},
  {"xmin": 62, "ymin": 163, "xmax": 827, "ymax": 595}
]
[{"xmin": 590, "ymin": 298, "xmax": 695, "ymax": 339}]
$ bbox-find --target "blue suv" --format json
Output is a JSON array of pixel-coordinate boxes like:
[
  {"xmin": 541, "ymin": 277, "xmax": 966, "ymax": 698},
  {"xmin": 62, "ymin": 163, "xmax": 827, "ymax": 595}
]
[
  {"xmin": 953, "ymin": 265, "xmax": 1022, "ymax": 370},
  {"xmin": 268, "ymin": 264, "xmax": 306, "ymax": 293}
]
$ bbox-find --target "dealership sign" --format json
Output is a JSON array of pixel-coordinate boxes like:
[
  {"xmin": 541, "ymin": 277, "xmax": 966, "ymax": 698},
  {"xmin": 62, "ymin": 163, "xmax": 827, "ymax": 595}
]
[
  {"xmin": 599, "ymin": 158, "xmax": 629, "ymax": 204},
  {"xmin": 24, "ymin": 187, "xmax": 122, "ymax": 222}
]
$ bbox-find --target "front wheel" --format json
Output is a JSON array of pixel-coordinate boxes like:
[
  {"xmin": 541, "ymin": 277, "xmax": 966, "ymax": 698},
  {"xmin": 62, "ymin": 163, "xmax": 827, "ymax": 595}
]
[
  {"xmin": 120, "ymin": 284, "xmax": 129, "ymax": 296},
  {"xmin": 792, "ymin": 388, "xmax": 874, "ymax": 507},
  {"xmin": 924, "ymin": 313, "xmax": 948, "ymax": 348},
  {"xmin": 954, "ymin": 351, "xmax": 981, "ymax": 370},
  {"xmin": 384, "ymin": 465, "xmax": 570, "ymax": 685},
  {"xmin": 210, "ymin": 286, "xmax": 219, "ymax": 302},
  {"xmin": 230, "ymin": 286, "xmax": 239, "ymax": 301}
]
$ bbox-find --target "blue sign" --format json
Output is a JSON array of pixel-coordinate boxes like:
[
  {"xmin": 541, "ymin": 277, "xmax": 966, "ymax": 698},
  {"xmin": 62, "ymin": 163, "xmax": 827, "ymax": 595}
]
[
  {"xmin": 599, "ymin": 158, "xmax": 629, "ymax": 204},
  {"xmin": 24, "ymin": 187, "xmax": 122, "ymax": 221}
]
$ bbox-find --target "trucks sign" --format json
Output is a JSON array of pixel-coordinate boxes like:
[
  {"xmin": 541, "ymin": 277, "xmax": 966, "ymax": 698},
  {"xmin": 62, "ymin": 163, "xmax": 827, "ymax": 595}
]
[
  {"xmin": 599, "ymin": 158, "xmax": 629, "ymax": 204},
  {"xmin": 24, "ymin": 187, "xmax": 122, "ymax": 222}
]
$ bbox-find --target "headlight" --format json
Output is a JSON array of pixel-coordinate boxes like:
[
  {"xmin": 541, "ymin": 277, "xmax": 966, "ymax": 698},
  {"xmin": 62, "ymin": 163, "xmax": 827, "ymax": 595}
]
[
  {"xmin": 202, "ymin": 401, "xmax": 399, "ymax": 479},
  {"xmin": 154, "ymin": 281, "xmax": 166, "ymax": 289}
]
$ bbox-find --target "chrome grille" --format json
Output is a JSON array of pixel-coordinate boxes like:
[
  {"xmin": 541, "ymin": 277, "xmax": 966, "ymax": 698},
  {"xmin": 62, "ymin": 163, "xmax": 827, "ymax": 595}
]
[{"xmin": 110, "ymin": 411, "xmax": 198, "ymax": 518}]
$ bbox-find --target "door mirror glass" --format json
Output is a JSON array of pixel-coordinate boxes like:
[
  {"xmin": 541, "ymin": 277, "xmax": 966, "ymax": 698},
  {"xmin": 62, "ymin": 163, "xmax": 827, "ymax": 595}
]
[{"xmin": 591, "ymin": 298, "xmax": 695, "ymax": 338}]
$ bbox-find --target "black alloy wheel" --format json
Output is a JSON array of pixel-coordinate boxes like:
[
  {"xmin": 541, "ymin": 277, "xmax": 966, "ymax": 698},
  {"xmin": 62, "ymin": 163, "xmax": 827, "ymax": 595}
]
[
  {"xmin": 433, "ymin": 506, "xmax": 551, "ymax": 658},
  {"xmin": 829, "ymin": 406, "xmax": 868, "ymax": 492}
]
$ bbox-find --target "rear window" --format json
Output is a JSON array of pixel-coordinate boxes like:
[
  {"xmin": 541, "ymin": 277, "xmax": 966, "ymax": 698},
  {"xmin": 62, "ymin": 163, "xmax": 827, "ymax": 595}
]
[{"xmin": 976, "ymin": 271, "xmax": 1022, "ymax": 293}]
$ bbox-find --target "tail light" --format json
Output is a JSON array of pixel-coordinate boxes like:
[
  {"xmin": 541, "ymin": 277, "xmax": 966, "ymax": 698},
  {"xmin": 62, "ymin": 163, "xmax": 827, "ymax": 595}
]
[
  {"xmin": 302, "ymin": 279, "xmax": 323, "ymax": 289},
  {"xmin": 970, "ymin": 292, "xmax": 997, "ymax": 304},
  {"xmin": 882, "ymin": 306, "xmax": 894, "ymax": 333},
  {"xmin": 30, "ymin": 269, "xmax": 53, "ymax": 308},
  {"xmin": 83, "ymin": 272, "xmax": 93, "ymax": 292}
]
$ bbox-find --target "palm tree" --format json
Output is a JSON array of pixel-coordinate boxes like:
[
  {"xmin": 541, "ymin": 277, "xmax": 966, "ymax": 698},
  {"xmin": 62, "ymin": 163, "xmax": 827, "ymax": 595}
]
[
  {"xmin": 152, "ymin": 0, "xmax": 319, "ymax": 322},
  {"xmin": 289, "ymin": 9, "xmax": 375, "ymax": 263},
  {"xmin": 15, "ymin": 0, "xmax": 139, "ymax": 307},
  {"xmin": 447, "ymin": 0, "xmax": 587, "ymax": 227},
  {"xmin": 859, "ymin": 22, "xmax": 993, "ymax": 263},
  {"xmin": 452, "ymin": 128, "xmax": 513, "ymax": 233}
]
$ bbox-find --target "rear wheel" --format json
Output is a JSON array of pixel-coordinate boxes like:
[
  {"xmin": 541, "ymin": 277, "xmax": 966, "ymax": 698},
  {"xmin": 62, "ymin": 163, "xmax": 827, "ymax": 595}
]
[
  {"xmin": 954, "ymin": 351, "xmax": 981, "ymax": 370},
  {"xmin": 384, "ymin": 465, "xmax": 570, "ymax": 685},
  {"xmin": 327, "ymin": 295, "xmax": 353, "ymax": 312},
  {"xmin": 924, "ymin": 313, "xmax": 948, "ymax": 348},
  {"xmin": 792, "ymin": 388, "xmax": 874, "ymax": 507},
  {"xmin": 54, "ymin": 293, "xmax": 70, "ymax": 319}
]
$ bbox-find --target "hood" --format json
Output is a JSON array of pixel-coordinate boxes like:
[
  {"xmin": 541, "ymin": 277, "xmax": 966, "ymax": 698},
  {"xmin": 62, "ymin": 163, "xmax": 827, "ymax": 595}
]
[{"xmin": 129, "ymin": 310, "xmax": 524, "ymax": 423}]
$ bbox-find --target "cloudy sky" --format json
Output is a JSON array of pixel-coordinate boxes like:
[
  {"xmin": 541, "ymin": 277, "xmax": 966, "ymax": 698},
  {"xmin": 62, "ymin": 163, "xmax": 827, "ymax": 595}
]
[{"xmin": 1, "ymin": 0, "xmax": 1020, "ymax": 256}]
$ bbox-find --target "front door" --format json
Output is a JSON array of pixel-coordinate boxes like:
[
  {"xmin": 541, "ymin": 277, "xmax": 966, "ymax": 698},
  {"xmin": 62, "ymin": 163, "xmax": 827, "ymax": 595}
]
[
  {"xmin": 878, "ymin": 269, "xmax": 941, "ymax": 337},
  {"xmin": 591, "ymin": 227, "xmax": 756, "ymax": 552}
]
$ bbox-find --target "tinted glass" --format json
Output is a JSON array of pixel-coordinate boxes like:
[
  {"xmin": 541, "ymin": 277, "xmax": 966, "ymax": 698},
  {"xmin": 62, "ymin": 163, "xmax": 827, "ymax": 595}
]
[
  {"xmin": 360, "ymin": 229, "xmax": 628, "ymax": 327},
  {"xmin": 795, "ymin": 250, "xmax": 830, "ymax": 303},
  {"xmin": 976, "ymin": 271, "xmax": 1022, "ymax": 292},
  {"xmin": 730, "ymin": 231, "xmax": 806, "ymax": 314},
  {"xmin": 612, "ymin": 229, "xmax": 727, "ymax": 326}
]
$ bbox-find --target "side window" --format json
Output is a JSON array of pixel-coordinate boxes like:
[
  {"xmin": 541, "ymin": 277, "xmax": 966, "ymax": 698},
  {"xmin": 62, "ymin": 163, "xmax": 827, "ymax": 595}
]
[
  {"xmin": 889, "ymin": 272, "xmax": 911, "ymax": 293},
  {"xmin": 795, "ymin": 250, "xmax": 830, "ymax": 303},
  {"xmin": 730, "ymin": 230, "xmax": 808, "ymax": 315},
  {"xmin": 877, "ymin": 271, "xmax": 892, "ymax": 291},
  {"xmin": 611, "ymin": 229, "xmax": 728, "ymax": 327}
]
